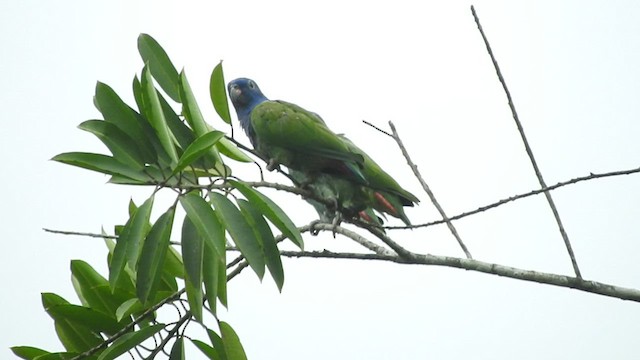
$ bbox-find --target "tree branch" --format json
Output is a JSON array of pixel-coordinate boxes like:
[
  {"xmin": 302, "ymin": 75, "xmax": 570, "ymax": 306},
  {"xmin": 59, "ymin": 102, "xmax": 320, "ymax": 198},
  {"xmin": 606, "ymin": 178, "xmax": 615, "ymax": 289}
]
[
  {"xmin": 388, "ymin": 121, "xmax": 473, "ymax": 259},
  {"xmin": 385, "ymin": 166, "xmax": 640, "ymax": 229},
  {"xmin": 472, "ymin": 5, "xmax": 581, "ymax": 277},
  {"xmin": 279, "ymin": 249, "xmax": 640, "ymax": 302},
  {"xmin": 70, "ymin": 289, "xmax": 185, "ymax": 360}
]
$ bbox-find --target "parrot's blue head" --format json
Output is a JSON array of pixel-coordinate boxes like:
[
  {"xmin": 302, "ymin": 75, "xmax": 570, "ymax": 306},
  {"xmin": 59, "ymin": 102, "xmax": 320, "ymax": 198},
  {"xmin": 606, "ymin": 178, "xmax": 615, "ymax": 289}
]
[{"xmin": 228, "ymin": 78, "xmax": 269, "ymax": 140}]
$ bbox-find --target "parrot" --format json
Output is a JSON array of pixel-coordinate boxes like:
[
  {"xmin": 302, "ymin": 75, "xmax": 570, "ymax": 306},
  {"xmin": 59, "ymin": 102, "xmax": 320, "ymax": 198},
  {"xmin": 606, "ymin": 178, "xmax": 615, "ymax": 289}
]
[
  {"xmin": 228, "ymin": 77, "xmax": 419, "ymax": 226},
  {"xmin": 227, "ymin": 78, "xmax": 367, "ymax": 185}
]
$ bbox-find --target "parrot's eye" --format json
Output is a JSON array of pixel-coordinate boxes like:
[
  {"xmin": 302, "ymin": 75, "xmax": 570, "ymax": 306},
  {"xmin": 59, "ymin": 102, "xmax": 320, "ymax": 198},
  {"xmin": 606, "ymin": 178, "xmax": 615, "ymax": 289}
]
[{"xmin": 248, "ymin": 81, "xmax": 256, "ymax": 89}]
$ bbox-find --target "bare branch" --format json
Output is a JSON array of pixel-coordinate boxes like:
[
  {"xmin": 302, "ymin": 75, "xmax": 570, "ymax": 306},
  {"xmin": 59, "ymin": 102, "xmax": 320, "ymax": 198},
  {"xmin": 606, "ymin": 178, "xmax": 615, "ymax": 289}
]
[
  {"xmin": 279, "ymin": 249, "xmax": 640, "ymax": 302},
  {"xmin": 70, "ymin": 289, "xmax": 185, "ymax": 360},
  {"xmin": 471, "ymin": 5, "xmax": 581, "ymax": 278},
  {"xmin": 386, "ymin": 166, "xmax": 640, "ymax": 230},
  {"xmin": 43, "ymin": 228, "xmax": 117, "ymax": 239},
  {"xmin": 388, "ymin": 121, "xmax": 473, "ymax": 259},
  {"xmin": 362, "ymin": 120, "xmax": 392, "ymax": 137}
]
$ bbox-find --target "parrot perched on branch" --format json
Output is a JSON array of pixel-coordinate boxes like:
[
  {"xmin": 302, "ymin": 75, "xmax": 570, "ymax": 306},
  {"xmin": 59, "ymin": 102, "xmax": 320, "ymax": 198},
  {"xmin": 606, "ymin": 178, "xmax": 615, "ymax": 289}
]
[{"xmin": 228, "ymin": 77, "xmax": 419, "ymax": 226}]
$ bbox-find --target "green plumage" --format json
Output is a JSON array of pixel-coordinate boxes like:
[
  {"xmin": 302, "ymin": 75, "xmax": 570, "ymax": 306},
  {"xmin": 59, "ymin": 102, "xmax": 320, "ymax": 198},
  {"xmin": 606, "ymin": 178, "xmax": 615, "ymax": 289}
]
[{"xmin": 250, "ymin": 101, "xmax": 367, "ymax": 184}]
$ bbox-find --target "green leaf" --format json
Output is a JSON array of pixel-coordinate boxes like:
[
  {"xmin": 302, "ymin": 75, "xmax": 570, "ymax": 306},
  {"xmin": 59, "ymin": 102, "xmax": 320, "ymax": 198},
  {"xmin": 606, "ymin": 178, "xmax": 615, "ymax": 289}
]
[
  {"xmin": 229, "ymin": 180, "xmax": 304, "ymax": 249},
  {"xmin": 169, "ymin": 337, "xmax": 185, "ymax": 360},
  {"xmin": 78, "ymin": 120, "xmax": 145, "ymax": 168},
  {"xmin": 216, "ymin": 137, "xmax": 252, "ymax": 163},
  {"xmin": 191, "ymin": 339, "xmax": 221, "ymax": 360},
  {"xmin": 136, "ymin": 207, "xmax": 175, "ymax": 305},
  {"xmin": 46, "ymin": 304, "xmax": 121, "ymax": 334},
  {"xmin": 219, "ymin": 321, "xmax": 247, "ymax": 360},
  {"xmin": 180, "ymin": 193, "xmax": 226, "ymax": 260},
  {"xmin": 206, "ymin": 329, "xmax": 227, "ymax": 360},
  {"xmin": 94, "ymin": 82, "xmax": 156, "ymax": 163},
  {"xmin": 70, "ymin": 261, "xmax": 124, "ymax": 316},
  {"xmin": 179, "ymin": 71, "xmax": 209, "ymax": 136},
  {"xmin": 202, "ymin": 238, "xmax": 225, "ymax": 311},
  {"xmin": 132, "ymin": 76, "xmax": 173, "ymax": 168},
  {"xmin": 11, "ymin": 346, "xmax": 49, "ymax": 360},
  {"xmin": 109, "ymin": 195, "xmax": 154, "ymax": 290},
  {"xmin": 97, "ymin": 323, "xmax": 164, "ymax": 360},
  {"xmin": 115, "ymin": 298, "xmax": 141, "ymax": 322},
  {"xmin": 173, "ymin": 131, "xmax": 225, "ymax": 175},
  {"xmin": 52, "ymin": 152, "xmax": 149, "ymax": 181},
  {"xmin": 165, "ymin": 245, "xmax": 185, "ymax": 279},
  {"xmin": 34, "ymin": 352, "xmax": 90, "ymax": 360},
  {"xmin": 158, "ymin": 90, "xmax": 195, "ymax": 151},
  {"xmin": 237, "ymin": 199, "xmax": 284, "ymax": 291},
  {"xmin": 209, "ymin": 192, "xmax": 265, "ymax": 280},
  {"xmin": 182, "ymin": 216, "xmax": 204, "ymax": 322},
  {"xmin": 209, "ymin": 62, "xmax": 231, "ymax": 124},
  {"xmin": 54, "ymin": 319, "xmax": 104, "ymax": 353},
  {"xmin": 141, "ymin": 65, "xmax": 179, "ymax": 164},
  {"xmin": 137, "ymin": 34, "xmax": 180, "ymax": 102}
]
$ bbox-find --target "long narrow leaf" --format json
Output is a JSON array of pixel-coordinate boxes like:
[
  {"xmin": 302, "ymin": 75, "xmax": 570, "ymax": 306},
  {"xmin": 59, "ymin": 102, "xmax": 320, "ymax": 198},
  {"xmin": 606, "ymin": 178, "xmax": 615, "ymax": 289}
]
[
  {"xmin": 209, "ymin": 192, "xmax": 265, "ymax": 279},
  {"xmin": 109, "ymin": 195, "xmax": 154, "ymax": 290},
  {"xmin": 137, "ymin": 34, "xmax": 180, "ymax": 102},
  {"xmin": 157, "ymin": 89, "xmax": 195, "ymax": 152},
  {"xmin": 206, "ymin": 329, "xmax": 227, "ymax": 360},
  {"xmin": 173, "ymin": 131, "xmax": 225, "ymax": 175},
  {"xmin": 169, "ymin": 337, "xmax": 185, "ymax": 360},
  {"xmin": 71, "ymin": 261, "xmax": 123, "ymax": 316},
  {"xmin": 10, "ymin": 346, "xmax": 49, "ymax": 360},
  {"xmin": 94, "ymin": 81, "xmax": 155, "ymax": 163},
  {"xmin": 78, "ymin": 120, "xmax": 145, "ymax": 168},
  {"xmin": 96, "ymin": 323, "xmax": 164, "ymax": 360},
  {"xmin": 229, "ymin": 180, "xmax": 303, "ymax": 249},
  {"xmin": 47, "ymin": 304, "xmax": 121, "ymax": 334},
  {"xmin": 141, "ymin": 65, "xmax": 179, "ymax": 164},
  {"xmin": 52, "ymin": 152, "xmax": 148, "ymax": 182},
  {"xmin": 179, "ymin": 71, "xmax": 209, "ymax": 136},
  {"xmin": 54, "ymin": 321, "xmax": 103, "ymax": 353},
  {"xmin": 182, "ymin": 217, "xmax": 204, "ymax": 322},
  {"xmin": 136, "ymin": 207, "xmax": 175, "ymax": 305},
  {"xmin": 180, "ymin": 193, "xmax": 226, "ymax": 260},
  {"xmin": 191, "ymin": 339, "xmax": 221, "ymax": 360},
  {"xmin": 237, "ymin": 199, "xmax": 284, "ymax": 291},
  {"xmin": 219, "ymin": 321, "xmax": 247, "ymax": 360},
  {"xmin": 216, "ymin": 138, "xmax": 252, "ymax": 163},
  {"xmin": 209, "ymin": 62, "xmax": 231, "ymax": 124}
]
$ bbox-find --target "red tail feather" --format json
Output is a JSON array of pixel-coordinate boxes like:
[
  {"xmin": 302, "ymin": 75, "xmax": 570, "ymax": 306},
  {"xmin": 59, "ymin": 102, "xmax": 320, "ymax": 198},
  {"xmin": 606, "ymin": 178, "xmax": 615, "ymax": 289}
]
[
  {"xmin": 374, "ymin": 192, "xmax": 398, "ymax": 216},
  {"xmin": 359, "ymin": 210, "xmax": 373, "ymax": 222}
]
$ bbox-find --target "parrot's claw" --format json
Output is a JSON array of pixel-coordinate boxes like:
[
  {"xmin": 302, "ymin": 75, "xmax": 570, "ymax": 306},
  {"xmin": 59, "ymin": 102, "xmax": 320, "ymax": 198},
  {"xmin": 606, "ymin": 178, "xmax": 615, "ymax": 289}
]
[
  {"xmin": 309, "ymin": 220, "xmax": 322, "ymax": 236},
  {"xmin": 330, "ymin": 211, "xmax": 342, "ymax": 238},
  {"xmin": 266, "ymin": 159, "xmax": 280, "ymax": 172}
]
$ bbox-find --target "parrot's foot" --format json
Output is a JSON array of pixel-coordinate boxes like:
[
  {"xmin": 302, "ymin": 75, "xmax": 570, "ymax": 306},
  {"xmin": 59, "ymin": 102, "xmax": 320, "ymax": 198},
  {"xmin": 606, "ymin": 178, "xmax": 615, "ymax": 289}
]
[
  {"xmin": 266, "ymin": 159, "xmax": 280, "ymax": 172},
  {"xmin": 309, "ymin": 220, "xmax": 322, "ymax": 236},
  {"xmin": 330, "ymin": 211, "xmax": 342, "ymax": 238}
]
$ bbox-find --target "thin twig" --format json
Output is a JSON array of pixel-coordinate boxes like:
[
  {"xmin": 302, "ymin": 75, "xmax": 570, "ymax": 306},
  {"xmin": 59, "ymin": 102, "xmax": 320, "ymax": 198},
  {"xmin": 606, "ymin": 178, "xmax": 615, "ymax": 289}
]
[
  {"xmin": 146, "ymin": 312, "xmax": 191, "ymax": 359},
  {"xmin": 362, "ymin": 120, "xmax": 392, "ymax": 137},
  {"xmin": 386, "ymin": 165, "xmax": 640, "ymax": 230},
  {"xmin": 388, "ymin": 121, "xmax": 473, "ymax": 259},
  {"xmin": 277, "ymin": 249, "xmax": 640, "ymax": 302},
  {"xmin": 43, "ymin": 228, "xmax": 117, "ymax": 239},
  {"xmin": 471, "ymin": 5, "xmax": 581, "ymax": 278},
  {"xmin": 70, "ymin": 289, "xmax": 185, "ymax": 360}
]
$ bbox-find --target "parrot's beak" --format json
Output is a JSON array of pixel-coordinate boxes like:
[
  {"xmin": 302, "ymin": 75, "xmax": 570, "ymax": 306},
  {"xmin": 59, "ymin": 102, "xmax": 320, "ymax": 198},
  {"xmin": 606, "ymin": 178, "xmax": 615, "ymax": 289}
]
[{"xmin": 229, "ymin": 87, "xmax": 241, "ymax": 101}]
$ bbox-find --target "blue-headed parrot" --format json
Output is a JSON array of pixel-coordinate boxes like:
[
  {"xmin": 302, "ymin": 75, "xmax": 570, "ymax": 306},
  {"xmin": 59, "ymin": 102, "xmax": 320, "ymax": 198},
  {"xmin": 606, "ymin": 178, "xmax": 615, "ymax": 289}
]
[{"xmin": 228, "ymin": 77, "xmax": 419, "ymax": 226}]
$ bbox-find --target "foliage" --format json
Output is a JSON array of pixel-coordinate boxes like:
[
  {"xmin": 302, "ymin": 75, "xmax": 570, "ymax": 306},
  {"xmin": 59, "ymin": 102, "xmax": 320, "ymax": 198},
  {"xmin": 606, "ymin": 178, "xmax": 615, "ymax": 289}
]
[{"xmin": 12, "ymin": 34, "xmax": 300, "ymax": 360}]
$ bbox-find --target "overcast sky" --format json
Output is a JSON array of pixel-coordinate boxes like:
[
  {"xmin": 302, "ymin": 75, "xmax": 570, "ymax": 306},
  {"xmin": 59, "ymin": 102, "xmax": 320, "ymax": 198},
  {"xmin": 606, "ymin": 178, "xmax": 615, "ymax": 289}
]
[{"xmin": 3, "ymin": 1, "xmax": 640, "ymax": 359}]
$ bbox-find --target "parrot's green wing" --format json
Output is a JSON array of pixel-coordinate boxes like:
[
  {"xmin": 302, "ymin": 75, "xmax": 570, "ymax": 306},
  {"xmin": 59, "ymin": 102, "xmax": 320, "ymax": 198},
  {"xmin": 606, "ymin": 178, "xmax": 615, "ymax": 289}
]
[
  {"xmin": 251, "ymin": 101, "xmax": 366, "ymax": 183},
  {"xmin": 340, "ymin": 136, "xmax": 419, "ymax": 225}
]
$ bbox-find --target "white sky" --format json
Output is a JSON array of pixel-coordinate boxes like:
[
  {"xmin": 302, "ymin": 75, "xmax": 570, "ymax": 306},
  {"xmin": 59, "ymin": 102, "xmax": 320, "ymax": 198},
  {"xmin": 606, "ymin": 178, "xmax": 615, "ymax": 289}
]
[{"xmin": 2, "ymin": 1, "xmax": 640, "ymax": 359}]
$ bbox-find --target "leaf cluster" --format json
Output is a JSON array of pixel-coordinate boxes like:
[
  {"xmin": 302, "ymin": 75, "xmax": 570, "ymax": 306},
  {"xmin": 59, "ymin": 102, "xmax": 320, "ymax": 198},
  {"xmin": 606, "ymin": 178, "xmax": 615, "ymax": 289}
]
[{"xmin": 13, "ymin": 34, "xmax": 302, "ymax": 360}]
